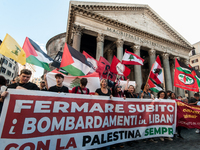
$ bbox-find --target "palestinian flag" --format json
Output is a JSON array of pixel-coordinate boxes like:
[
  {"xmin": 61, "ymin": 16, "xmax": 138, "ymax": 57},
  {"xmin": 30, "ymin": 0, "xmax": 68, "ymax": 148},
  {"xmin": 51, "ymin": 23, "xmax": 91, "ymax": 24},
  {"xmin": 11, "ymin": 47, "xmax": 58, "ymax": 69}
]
[
  {"xmin": 56, "ymin": 68, "xmax": 68, "ymax": 75},
  {"xmin": 122, "ymin": 50, "xmax": 144, "ymax": 65},
  {"xmin": 174, "ymin": 59, "xmax": 198, "ymax": 92},
  {"xmin": 148, "ymin": 78, "xmax": 163, "ymax": 93},
  {"xmin": 149, "ymin": 56, "xmax": 163, "ymax": 84},
  {"xmin": 60, "ymin": 43, "xmax": 92, "ymax": 76},
  {"xmin": 22, "ymin": 37, "xmax": 53, "ymax": 71},
  {"xmin": 110, "ymin": 55, "xmax": 131, "ymax": 77},
  {"xmin": 46, "ymin": 70, "xmax": 100, "ymax": 94}
]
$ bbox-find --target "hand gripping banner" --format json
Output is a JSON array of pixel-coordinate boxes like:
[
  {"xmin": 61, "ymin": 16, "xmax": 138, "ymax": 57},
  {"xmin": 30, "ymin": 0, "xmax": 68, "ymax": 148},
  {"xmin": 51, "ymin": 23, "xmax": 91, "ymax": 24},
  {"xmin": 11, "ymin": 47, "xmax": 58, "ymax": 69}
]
[{"xmin": 0, "ymin": 90, "xmax": 177, "ymax": 150}]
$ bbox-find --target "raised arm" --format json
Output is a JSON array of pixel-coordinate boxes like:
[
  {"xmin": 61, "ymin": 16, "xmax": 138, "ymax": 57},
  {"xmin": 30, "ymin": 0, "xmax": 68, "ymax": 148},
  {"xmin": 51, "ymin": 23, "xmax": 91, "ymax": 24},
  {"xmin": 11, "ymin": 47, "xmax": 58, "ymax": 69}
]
[{"xmin": 124, "ymin": 79, "xmax": 129, "ymax": 91}]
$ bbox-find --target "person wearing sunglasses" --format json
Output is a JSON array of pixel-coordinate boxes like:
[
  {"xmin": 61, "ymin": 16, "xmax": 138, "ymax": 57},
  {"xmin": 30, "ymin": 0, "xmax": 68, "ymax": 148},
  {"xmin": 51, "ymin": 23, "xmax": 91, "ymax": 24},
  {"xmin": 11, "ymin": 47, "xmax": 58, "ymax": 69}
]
[
  {"xmin": 40, "ymin": 80, "xmax": 47, "ymax": 91},
  {"xmin": 112, "ymin": 84, "xmax": 124, "ymax": 98}
]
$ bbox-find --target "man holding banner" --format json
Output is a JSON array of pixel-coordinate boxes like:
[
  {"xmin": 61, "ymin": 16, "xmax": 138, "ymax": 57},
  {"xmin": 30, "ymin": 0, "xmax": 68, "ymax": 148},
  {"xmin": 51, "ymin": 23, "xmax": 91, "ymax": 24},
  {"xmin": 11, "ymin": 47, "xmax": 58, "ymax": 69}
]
[
  {"xmin": 48, "ymin": 73, "xmax": 69, "ymax": 93},
  {"xmin": 8, "ymin": 69, "xmax": 39, "ymax": 90}
]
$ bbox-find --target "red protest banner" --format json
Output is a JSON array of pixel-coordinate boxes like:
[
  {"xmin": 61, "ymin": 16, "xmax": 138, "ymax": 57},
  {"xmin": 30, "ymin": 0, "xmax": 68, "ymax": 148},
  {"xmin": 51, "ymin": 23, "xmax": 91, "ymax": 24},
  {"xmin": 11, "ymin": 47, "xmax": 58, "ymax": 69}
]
[
  {"xmin": 176, "ymin": 100, "xmax": 200, "ymax": 129},
  {"xmin": 0, "ymin": 89, "xmax": 176, "ymax": 150}
]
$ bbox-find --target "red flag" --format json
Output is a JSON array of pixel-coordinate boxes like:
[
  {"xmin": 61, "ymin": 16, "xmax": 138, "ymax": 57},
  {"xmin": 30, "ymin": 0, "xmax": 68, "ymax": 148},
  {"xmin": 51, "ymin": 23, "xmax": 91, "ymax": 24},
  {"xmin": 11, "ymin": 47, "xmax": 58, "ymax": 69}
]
[
  {"xmin": 188, "ymin": 64, "xmax": 197, "ymax": 77},
  {"xmin": 110, "ymin": 55, "xmax": 131, "ymax": 77},
  {"xmin": 96, "ymin": 61, "xmax": 105, "ymax": 76},
  {"xmin": 108, "ymin": 72, "xmax": 117, "ymax": 82},
  {"xmin": 149, "ymin": 56, "xmax": 163, "ymax": 84},
  {"xmin": 99, "ymin": 56, "xmax": 117, "ymax": 81},
  {"xmin": 82, "ymin": 51, "xmax": 98, "ymax": 72},
  {"xmin": 82, "ymin": 51, "xmax": 105, "ymax": 76},
  {"xmin": 174, "ymin": 59, "xmax": 198, "ymax": 92},
  {"xmin": 99, "ymin": 56, "xmax": 111, "ymax": 78}
]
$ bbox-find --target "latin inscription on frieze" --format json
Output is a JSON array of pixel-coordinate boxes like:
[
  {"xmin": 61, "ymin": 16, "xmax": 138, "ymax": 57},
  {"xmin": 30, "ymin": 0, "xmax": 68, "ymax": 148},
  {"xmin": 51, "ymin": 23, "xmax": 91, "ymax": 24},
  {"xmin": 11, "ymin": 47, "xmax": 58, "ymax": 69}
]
[{"xmin": 107, "ymin": 27, "xmax": 175, "ymax": 52}]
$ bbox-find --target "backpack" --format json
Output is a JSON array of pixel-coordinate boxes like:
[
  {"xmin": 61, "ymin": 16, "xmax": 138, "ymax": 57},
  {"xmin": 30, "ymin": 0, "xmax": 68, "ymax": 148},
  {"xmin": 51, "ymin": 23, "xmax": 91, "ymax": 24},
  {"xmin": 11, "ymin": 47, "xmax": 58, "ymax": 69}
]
[{"xmin": 75, "ymin": 86, "xmax": 89, "ymax": 94}]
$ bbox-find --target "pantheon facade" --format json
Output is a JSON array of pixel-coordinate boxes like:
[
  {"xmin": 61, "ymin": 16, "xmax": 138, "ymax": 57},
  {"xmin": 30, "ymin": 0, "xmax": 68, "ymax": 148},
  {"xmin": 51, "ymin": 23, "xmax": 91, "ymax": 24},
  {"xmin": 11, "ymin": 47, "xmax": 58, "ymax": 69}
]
[{"xmin": 46, "ymin": 1, "xmax": 194, "ymax": 96}]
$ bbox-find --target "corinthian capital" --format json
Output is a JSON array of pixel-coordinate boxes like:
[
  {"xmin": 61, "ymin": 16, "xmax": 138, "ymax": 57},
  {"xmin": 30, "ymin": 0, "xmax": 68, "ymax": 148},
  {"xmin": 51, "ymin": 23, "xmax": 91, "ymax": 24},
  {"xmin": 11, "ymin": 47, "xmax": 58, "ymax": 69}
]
[
  {"xmin": 72, "ymin": 24, "xmax": 84, "ymax": 36},
  {"xmin": 131, "ymin": 44, "xmax": 141, "ymax": 53},
  {"xmin": 96, "ymin": 33, "xmax": 104, "ymax": 43},
  {"xmin": 162, "ymin": 53, "xmax": 169, "ymax": 60},
  {"xmin": 116, "ymin": 39, "xmax": 124, "ymax": 48},
  {"xmin": 148, "ymin": 49, "xmax": 156, "ymax": 56}
]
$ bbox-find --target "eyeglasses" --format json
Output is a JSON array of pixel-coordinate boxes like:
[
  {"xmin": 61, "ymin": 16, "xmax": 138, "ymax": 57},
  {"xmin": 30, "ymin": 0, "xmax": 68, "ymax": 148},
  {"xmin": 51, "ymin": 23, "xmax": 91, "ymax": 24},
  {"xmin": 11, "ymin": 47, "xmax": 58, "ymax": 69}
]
[
  {"xmin": 41, "ymin": 82, "xmax": 45, "ymax": 83},
  {"xmin": 117, "ymin": 86, "xmax": 122, "ymax": 88}
]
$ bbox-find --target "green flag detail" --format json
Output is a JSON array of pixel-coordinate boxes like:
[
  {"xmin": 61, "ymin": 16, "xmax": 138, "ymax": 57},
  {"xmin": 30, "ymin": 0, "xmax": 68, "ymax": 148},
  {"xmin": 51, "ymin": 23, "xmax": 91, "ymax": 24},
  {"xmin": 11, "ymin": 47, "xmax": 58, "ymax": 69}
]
[
  {"xmin": 177, "ymin": 67, "xmax": 191, "ymax": 74},
  {"xmin": 129, "ymin": 55, "xmax": 134, "ymax": 61},
  {"xmin": 11, "ymin": 45, "xmax": 21, "ymax": 56},
  {"xmin": 69, "ymin": 77, "xmax": 81, "ymax": 88}
]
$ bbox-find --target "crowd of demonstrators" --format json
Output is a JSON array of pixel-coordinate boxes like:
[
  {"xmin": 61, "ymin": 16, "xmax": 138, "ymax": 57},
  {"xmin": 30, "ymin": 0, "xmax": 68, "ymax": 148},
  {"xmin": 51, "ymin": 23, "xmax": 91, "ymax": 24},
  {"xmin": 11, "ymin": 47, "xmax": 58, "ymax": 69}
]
[
  {"xmin": 2, "ymin": 69, "xmax": 200, "ymax": 149},
  {"xmin": 71, "ymin": 78, "xmax": 90, "ymax": 94}
]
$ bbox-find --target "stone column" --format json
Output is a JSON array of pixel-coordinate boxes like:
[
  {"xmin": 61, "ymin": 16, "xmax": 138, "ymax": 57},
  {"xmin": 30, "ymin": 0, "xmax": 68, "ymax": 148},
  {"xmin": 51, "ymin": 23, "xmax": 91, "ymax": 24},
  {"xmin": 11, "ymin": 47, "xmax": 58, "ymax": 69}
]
[
  {"xmin": 128, "ymin": 66, "xmax": 134, "ymax": 81},
  {"xmin": 116, "ymin": 39, "xmax": 124, "ymax": 61},
  {"xmin": 72, "ymin": 24, "xmax": 84, "ymax": 51},
  {"xmin": 184, "ymin": 58, "xmax": 194, "ymax": 98},
  {"xmin": 132, "ymin": 45, "xmax": 142, "ymax": 93},
  {"xmin": 170, "ymin": 62, "xmax": 175, "ymax": 92},
  {"xmin": 162, "ymin": 53, "xmax": 172, "ymax": 91},
  {"xmin": 96, "ymin": 33, "xmax": 104, "ymax": 60},
  {"xmin": 148, "ymin": 49, "xmax": 156, "ymax": 70},
  {"xmin": 107, "ymin": 49, "xmax": 113, "ymax": 64}
]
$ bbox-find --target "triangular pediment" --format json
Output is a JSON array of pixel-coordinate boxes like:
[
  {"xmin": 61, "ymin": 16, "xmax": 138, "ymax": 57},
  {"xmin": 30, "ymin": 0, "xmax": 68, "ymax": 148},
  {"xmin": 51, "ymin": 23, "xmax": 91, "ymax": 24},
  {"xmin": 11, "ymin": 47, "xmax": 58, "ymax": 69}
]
[
  {"xmin": 94, "ymin": 10, "xmax": 180, "ymax": 43},
  {"xmin": 69, "ymin": 1, "xmax": 193, "ymax": 49}
]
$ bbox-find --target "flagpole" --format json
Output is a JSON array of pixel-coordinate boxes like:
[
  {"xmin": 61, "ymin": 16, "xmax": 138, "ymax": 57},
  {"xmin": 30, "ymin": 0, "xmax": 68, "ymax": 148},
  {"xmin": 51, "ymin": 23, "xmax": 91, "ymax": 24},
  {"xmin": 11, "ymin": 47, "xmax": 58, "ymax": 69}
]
[
  {"xmin": 116, "ymin": 74, "xmax": 122, "ymax": 84},
  {"xmin": 106, "ymin": 71, "xmax": 110, "ymax": 80},
  {"xmin": 143, "ymin": 57, "xmax": 156, "ymax": 99},
  {"xmin": 144, "ymin": 56, "xmax": 156, "ymax": 91}
]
